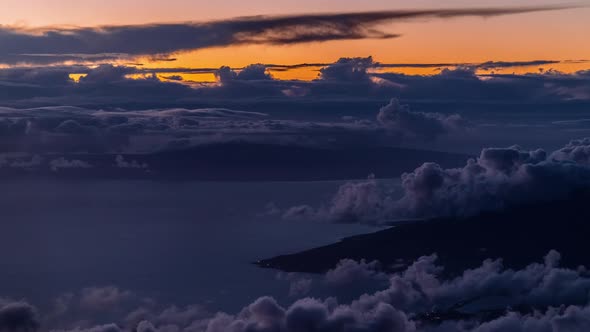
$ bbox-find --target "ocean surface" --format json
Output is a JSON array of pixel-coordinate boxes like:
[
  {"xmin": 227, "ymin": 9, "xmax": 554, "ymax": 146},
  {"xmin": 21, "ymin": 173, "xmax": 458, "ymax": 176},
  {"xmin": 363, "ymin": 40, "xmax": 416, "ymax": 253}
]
[{"xmin": 0, "ymin": 179, "xmax": 381, "ymax": 312}]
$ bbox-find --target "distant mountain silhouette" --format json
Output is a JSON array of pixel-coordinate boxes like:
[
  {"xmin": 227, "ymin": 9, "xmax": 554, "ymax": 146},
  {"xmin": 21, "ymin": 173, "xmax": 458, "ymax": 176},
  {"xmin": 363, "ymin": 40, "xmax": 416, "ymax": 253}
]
[
  {"xmin": 1, "ymin": 143, "xmax": 468, "ymax": 181},
  {"xmin": 147, "ymin": 143, "xmax": 468, "ymax": 181}
]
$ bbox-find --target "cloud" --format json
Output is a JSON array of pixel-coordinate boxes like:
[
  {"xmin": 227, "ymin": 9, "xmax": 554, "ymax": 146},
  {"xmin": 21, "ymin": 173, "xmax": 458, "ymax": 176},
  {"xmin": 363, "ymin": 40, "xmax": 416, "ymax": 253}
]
[
  {"xmin": 550, "ymin": 138, "xmax": 590, "ymax": 163},
  {"xmin": 78, "ymin": 287, "xmax": 134, "ymax": 311},
  {"xmin": 0, "ymin": 59, "xmax": 589, "ymax": 112},
  {"xmin": 44, "ymin": 286, "xmax": 210, "ymax": 332},
  {"xmin": 135, "ymin": 321, "xmax": 157, "ymax": 332},
  {"xmin": 374, "ymin": 66, "xmax": 590, "ymax": 102},
  {"xmin": 152, "ymin": 251, "xmax": 590, "ymax": 332},
  {"xmin": 59, "ymin": 323, "xmax": 122, "ymax": 332},
  {"xmin": 377, "ymin": 99, "xmax": 464, "ymax": 140},
  {"xmin": 9, "ymin": 155, "xmax": 44, "ymax": 170},
  {"xmin": 49, "ymin": 158, "xmax": 93, "ymax": 172},
  {"xmin": 320, "ymin": 176, "xmax": 392, "ymax": 224},
  {"xmin": 115, "ymin": 155, "xmax": 148, "ymax": 169},
  {"xmin": 325, "ymin": 259, "xmax": 387, "ymax": 287},
  {"xmin": 0, "ymin": 5, "xmax": 577, "ymax": 65},
  {"xmin": 282, "ymin": 205, "xmax": 319, "ymax": 222},
  {"xmin": 215, "ymin": 64, "xmax": 273, "ymax": 83},
  {"xmin": 284, "ymin": 138, "xmax": 590, "ymax": 224},
  {"xmin": 477, "ymin": 60, "xmax": 562, "ymax": 70},
  {"xmin": 62, "ymin": 59, "xmax": 568, "ymax": 81},
  {"xmin": 0, "ymin": 301, "xmax": 39, "ymax": 332},
  {"xmin": 0, "ymin": 96, "xmax": 465, "ymax": 156},
  {"xmin": 389, "ymin": 142, "xmax": 590, "ymax": 219},
  {"xmin": 276, "ymin": 273, "xmax": 314, "ymax": 297},
  {"xmin": 465, "ymin": 307, "xmax": 590, "ymax": 332},
  {"xmin": 202, "ymin": 296, "xmax": 414, "ymax": 332},
  {"xmin": 318, "ymin": 57, "xmax": 375, "ymax": 82},
  {"xmin": 354, "ymin": 251, "xmax": 570, "ymax": 312},
  {"xmin": 0, "ymin": 59, "xmax": 588, "ymax": 163}
]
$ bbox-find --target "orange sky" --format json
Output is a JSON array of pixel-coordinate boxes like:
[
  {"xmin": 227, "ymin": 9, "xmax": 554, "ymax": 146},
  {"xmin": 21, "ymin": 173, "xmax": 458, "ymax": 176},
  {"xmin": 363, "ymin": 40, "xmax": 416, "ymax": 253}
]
[
  {"xmin": 5, "ymin": 0, "xmax": 588, "ymax": 80},
  {"xmin": 141, "ymin": 9, "xmax": 589, "ymax": 79}
]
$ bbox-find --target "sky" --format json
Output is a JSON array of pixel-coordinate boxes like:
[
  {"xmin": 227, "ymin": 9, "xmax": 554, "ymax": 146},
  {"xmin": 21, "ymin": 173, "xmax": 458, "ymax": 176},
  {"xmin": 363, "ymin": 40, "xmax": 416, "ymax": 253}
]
[{"xmin": 1, "ymin": 0, "xmax": 589, "ymax": 78}]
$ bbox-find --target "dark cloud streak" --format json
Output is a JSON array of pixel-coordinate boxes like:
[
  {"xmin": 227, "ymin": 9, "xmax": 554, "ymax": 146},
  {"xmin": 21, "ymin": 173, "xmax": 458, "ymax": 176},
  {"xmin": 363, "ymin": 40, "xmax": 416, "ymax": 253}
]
[{"xmin": 0, "ymin": 5, "xmax": 578, "ymax": 65}]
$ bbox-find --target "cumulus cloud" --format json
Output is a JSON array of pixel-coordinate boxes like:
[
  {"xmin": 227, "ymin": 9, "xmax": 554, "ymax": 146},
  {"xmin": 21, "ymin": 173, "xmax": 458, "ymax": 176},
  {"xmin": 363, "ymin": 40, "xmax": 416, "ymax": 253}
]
[
  {"xmin": 321, "ymin": 176, "xmax": 392, "ymax": 224},
  {"xmin": 208, "ymin": 251, "xmax": 590, "ymax": 332},
  {"xmin": 44, "ymin": 286, "xmax": 210, "ymax": 332},
  {"xmin": 549, "ymin": 138, "xmax": 590, "ymax": 163},
  {"xmin": 319, "ymin": 57, "xmax": 375, "ymax": 82},
  {"xmin": 325, "ymin": 259, "xmax": 387, "ymax": 287},
  {"xmin": 377, "ymin": 99, "xmax": 464, "ymax": 140},
  {"xmin": 0, "ymin": 301, "xmax": 39, "ymax": 332},
  {"xmin": 202, "ymin": 296, "xmax": 414, "ymax": 332},
  {"xmin": 389, "ymin": 143, "xmax": 590, "ymax": 219},
  {"xmin": 215, "ymin": 65, "xmax": 273, "ymax": 83},
  {"xmin": 283, "ymin": 138, "xmax": 590, "ymax": 224},
  {"xmin": 57, "ymin": 323, "xmax": 122, "ymax": 332},
  {"xmin": 276, "ymin": 273, "xmax": 314, "ymax": 297}
]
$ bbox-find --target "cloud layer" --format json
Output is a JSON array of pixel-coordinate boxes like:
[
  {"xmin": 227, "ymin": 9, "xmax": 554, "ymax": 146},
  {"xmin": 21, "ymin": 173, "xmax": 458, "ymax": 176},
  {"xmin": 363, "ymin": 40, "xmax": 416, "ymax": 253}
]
[
  {"xmin": 0, "ymin": 96, "xmax": 465, "ymax": 155},
  {"xmin": 8, "ymin": 251, "xmax": 590, "ymax": 332}
]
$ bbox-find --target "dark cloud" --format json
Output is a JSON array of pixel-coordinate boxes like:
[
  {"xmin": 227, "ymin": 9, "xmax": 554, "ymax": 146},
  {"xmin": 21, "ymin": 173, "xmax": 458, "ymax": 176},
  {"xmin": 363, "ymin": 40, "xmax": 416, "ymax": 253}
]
[
  {"xmin": 162, "ymin": 75, "xmax": 183, "ymax": 82},
  {"xmin": 0, "ymin": 5, "xmax": 577, "ymax": 65},
  {"xmin": 132, "ymin": 252, "xmax": 590, "ymax": 331},
  {"xmin": 276, "ymin": 273, "xmax": 313, "ymax": 297},
  {"xmin": 318, "ymin": 57, "xmax": 375, "ymax": 82},
  {"xmin": 63, "ymin": 323, "xmax": 122, "ymax": 332},
  {"xmin": 0, "ymin": 59, "xmax": 589, "ymax": 112},
  {"xmin": 201, "ymin": 296, "xmax": 414, "ymax": 332},
  {"xmin": 310, "ymin": 58, "xmax": 565, "ymax": 80},
  {"xmin": 324, "ymin": 259, "xmax": 387, "ymax": 287},
  {"xmin": 0, "ymin": 93, "xmax": 467, "ymax": 155},
  {"xmin": 375, "ymin": 67, "xmax": 590, "ymax": 102},
  {"xmin": 283, "ymin": 138, "xmax": 590, "ymax": 224},
  {"xmin": 477, "ymin": 60, "xmax": 561, "ymax": 70},
  {"xmin": 215, "ymin": 64, "xmax": 273, "ymax": 83},
  {"xmin": 244, "ymin": 251, "xmax": 590, "ymax": 332},
  {"xmin": 81, "ymin": 59, "xmax": 570, "ymax": 79},
  {"xmin": 377, "ymin": 99, "xmax": 464, "ymax": 140},
  {"xmin": 0, "ymin": 301, "xmax": 39, "ymax": 332},
  {"xmin": 78, "ymin": 287, "xmax": 134, "ymax": 312},
  {"xmin": 390, "ymin": 142, "xmax": 590, "ymax": 219}
]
